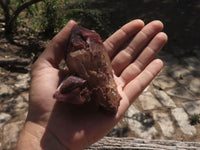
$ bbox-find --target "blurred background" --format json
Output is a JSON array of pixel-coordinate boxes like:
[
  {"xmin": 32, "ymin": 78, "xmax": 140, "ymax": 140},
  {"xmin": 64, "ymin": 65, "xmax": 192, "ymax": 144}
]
[
  {"xmin": 0, "ymin": 0, "xmax": 200, "ymax": 149},
  {"xmin": 1, "ymin": 0, "xmax": 200, "ymax": 57}
]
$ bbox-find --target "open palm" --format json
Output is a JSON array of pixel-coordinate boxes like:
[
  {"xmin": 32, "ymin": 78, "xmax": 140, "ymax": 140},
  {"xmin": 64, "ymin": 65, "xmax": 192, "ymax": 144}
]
[{"xmin": 26, "ymin": 20, "xmax": 167, "ymax": 150}]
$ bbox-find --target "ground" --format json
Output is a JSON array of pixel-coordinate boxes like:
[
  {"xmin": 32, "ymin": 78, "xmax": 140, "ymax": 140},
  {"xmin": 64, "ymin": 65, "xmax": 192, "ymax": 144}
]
[
  {"xmin": 1, "ymin": 30, "xmax": 200, "ymax": 150},
  {"xmin": 0, "ymin": 0, "xmax": 200, "ymax": 149}
]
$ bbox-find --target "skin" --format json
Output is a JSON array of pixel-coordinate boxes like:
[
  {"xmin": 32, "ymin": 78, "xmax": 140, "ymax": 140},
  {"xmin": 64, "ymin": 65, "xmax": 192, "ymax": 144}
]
[{"xmin": 16, "ymin": 19, "xmax": 167, "ymax": 150}]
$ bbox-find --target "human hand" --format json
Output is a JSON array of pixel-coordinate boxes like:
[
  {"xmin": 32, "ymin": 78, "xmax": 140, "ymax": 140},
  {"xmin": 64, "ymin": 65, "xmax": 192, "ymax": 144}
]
[{"xmin": 16, "ymin": 20, "xmax": 167, "ymax": 150}]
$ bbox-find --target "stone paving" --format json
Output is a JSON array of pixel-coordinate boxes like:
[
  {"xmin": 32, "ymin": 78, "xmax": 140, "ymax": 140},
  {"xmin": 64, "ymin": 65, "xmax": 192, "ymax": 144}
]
[
  {"xmin": 0, "ymin": 51, "xmax": 200, "ymax": 149},
  {"xmin": 110, "ymin": 51, "xmax": 200, "ymax": 141}
]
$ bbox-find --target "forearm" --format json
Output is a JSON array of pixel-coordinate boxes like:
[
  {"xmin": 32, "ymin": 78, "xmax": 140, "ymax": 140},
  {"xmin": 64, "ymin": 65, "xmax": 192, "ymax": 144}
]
[{"xmin": 16, "ymin": 121, "xmax": 66, "ymax": 150}]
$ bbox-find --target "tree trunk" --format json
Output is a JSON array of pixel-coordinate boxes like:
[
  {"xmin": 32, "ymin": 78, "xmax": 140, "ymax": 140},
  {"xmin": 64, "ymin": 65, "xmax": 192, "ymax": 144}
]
[
  {"xmin": 0, "ymin": 0, "xmax": 43, "ymax": 35},
  {"xmin": 87, "ymin": 136, "xmax": 200, "ymax": 149},
  {"xmin": 0, "ymin": 0, "xmax": 11, "ymax": 34}
]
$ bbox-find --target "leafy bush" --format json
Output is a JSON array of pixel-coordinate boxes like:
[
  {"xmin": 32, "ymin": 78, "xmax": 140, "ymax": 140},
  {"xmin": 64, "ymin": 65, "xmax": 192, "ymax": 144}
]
[
  {"xmin": 0, "ymin": 0, "xmax": 112, "ymax": 39},
  {"xmin": 0, "ymin": 0, "xmax": 42, "ymax": 35},
  {"xmin": 65, "ymin": 0, "xmax": 111, "ymax": 39},
  {"xmin": 189, "ymin": 114, "xmax": 200, "ymax": 125}
]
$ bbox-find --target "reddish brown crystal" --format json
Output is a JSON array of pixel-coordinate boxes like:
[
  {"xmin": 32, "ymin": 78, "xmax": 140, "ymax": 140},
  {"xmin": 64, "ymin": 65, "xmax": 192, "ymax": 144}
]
[{"xmin": 54, "ymin": 25, "xmax": 121, "ymax": 113}]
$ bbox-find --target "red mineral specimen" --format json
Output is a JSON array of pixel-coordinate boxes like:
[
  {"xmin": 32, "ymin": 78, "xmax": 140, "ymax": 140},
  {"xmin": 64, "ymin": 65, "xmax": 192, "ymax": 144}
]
[{"xmin": 53, "ymin": 25, "xmax": 121, "ymax": 113}]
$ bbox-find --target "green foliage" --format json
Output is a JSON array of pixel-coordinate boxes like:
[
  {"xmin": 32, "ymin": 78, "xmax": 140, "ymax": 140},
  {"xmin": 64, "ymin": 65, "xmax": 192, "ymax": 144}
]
[
  {"xmin": 0, "ymin": 0, "xmax": 43, "ymax": 35},
  {"xmin": 189, "ymin": 114, "xmax": 200, "ymax": 125},
  {"xmin": 15, "ymin": 0, "xmax": 24, "ymax": 8},
  {"xmin": 41, "ymin": 0, "xmax": 58, "ymax": 36},
  {"xmin": 25, "ymin": 0, "xmax": 70, "ymax": 36},
  {"xmin": 24, "ymin": 0, "xmax": 111, "ymax": 38},
  {"xmin": 0, "ymin": 0, "xmax": 112, "ymax": 38},
  {"xmin": 66, "ymin": 0, "xmax": 111, "ymax": 39}
]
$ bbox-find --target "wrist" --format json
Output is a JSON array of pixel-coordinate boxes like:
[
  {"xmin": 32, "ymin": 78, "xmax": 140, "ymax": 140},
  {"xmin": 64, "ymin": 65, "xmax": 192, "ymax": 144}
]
[
  {"xmin": 16, "ymin": 121, "xmax": 66, "ymax": 150},
  {"xmin": 16, "ymin": 121, "xmax": 44, "ymax": 150}
]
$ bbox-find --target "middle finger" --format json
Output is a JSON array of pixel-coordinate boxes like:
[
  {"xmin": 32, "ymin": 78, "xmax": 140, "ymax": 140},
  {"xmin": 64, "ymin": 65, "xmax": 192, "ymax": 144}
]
[{"xmin": 111, "ymin": 20, "xmax": 164, "ymax": 76}]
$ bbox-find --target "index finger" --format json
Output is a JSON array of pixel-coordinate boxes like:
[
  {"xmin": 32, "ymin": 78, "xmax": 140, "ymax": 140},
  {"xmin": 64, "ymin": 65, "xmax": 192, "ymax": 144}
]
[{"xmin": 37, "ymin": 20, "xmax": 77, "ymax": 68}]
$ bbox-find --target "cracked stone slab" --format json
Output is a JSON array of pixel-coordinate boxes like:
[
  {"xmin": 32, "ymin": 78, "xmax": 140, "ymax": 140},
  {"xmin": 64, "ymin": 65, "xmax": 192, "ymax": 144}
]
[
  {"xmin": 183, "ymin": 57, "xmax": 200, "ymax": 70},
  {"xmin": 14, "ymin": 95, "xmax": 29, "ymax": 112},
  {"xmin": 182, "ymin": 100, "xmax": 200, "ymax": 115},
  {"xmin": 152, "ymin": 111, "xmax": 174, "ymax": 138},
  {"xmin": 154, "ymin": 89, "xmax": 176, "ymax": 108},
  {"xmin": 167, "ymin": 87, "xmax": 196, "ymax": 101},
  {"xmin": 0, "ymin": 113, "xmax": 11, "ymax": 128},
  {"xmin": 171, "ymin": 108, "xmax": 196, "ymax": 135},
  {"xmin": 2, "ymin": 95, "xmax": 28, "ymax": 114},
  {"xmin": 126, "ymin": 105, "xmax": 158, "ymax": 139},
  {"xmin": 138, "ymin": 92, "xmax": 162, "ymax": 110},
  {"xmin": 189, "ymin": 78, "xmax": 200, "ymax": 95},
  {"xmin": 14, "ymin": 73, "xmax": 30, "ymax": 90},
  {"xmin": 0, "ymin": 84, "xmax": 14, "ymax": 95},
  {"xmin": 153, "ymin": 75, "xmax": 177, "ymax": 90},
  {"xmin": 168, "ymin": 65, "xmax": 191, "ymax": 80},
  {"xmin": 88, "ymin": 136, "xmax": 200, "ymax": 149},
  {"xmin": 2, "ymin": 121, "xmax": 24, "ymax": 149}
]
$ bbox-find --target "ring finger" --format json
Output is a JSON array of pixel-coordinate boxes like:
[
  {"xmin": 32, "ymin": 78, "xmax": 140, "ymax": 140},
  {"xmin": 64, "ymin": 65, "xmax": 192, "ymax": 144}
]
[
  {"xmin": 111, "ymin": 20, "xmax": 164, "ymax": 76},
  {"xmin": 120, "ymin": 32, "xmax": 168, "ymax": 85}
]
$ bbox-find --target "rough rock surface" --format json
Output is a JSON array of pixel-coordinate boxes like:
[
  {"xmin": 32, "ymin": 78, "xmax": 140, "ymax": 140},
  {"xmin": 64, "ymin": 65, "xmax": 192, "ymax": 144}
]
[
  {"xmin": 54, "ymin": 25, "xmax": 121, "ymax": 113},
  {"xmin": 87, "ymin": 136, "xmax": 200, "ymax": 149}
]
